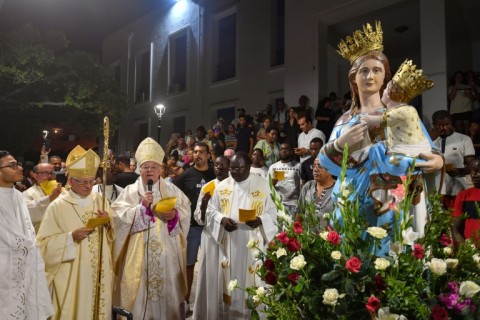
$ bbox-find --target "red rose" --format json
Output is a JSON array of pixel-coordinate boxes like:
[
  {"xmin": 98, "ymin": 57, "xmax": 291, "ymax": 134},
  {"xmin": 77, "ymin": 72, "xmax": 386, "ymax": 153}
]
[
  {"xmin": 276, "ymin": 231, "xmax": 290, "ymax": 245},
  {"xmin": 366, "ymin": 295, "xmax": 380, "ymax": 313},
  {"xmin": 412, "ymin": 243, "xmax": 424, "ymax": 259},
  {"xmin": 374, "ymin": 274, "xmax": 387, "ymax": 292},
  {"xmin": 346, "ymin": 256, "xmax": 362, "ymax": 273},
  {"xmin": 288, "ymin": 272, "xmax": 300, "ymax": 285},
  {"xmin": 264, "ymin": 259, "xmax": 275, "ymax": 271},
  {"xmin": 326, "ymin": 231, "xmax": 341, "ymax": 245},
  {"xmin": 264, "ymin": 271, "xmax": 278, "ymax": 285},
  {"xmin": 287, "ymin": 237, "xmax": 301, "ymax": 252},
  {"xmin": 439, "ymin": 233, "xmax": 452, "ymax": 247},
  {"xmin": 293, "ymin": 221, "xmax": 303, "ymax": 234},
  {"xmin": 431, "ymin": 305, "xmax": 449, "ymax": 320}
]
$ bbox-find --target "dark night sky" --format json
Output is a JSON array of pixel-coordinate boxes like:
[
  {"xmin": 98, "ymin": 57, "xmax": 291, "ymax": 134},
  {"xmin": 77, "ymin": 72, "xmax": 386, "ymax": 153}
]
[{"xmin": 0, "ymin": 0, "xmax": 163, "ymax": 52}]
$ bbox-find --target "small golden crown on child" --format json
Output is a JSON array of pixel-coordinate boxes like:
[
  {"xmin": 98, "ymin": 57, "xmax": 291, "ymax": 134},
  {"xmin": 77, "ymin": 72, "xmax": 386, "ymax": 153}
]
[
  {"xmin": 393, "ymin": 59, "xmax": 434, "ymax": 101},
  {"xmin": 337, "ymin": 21, "xmax": 384, "ymax": 64}
]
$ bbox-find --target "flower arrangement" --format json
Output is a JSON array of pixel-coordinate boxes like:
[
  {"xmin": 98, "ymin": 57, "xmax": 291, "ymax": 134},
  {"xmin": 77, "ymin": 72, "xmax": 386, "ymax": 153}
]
[{"xmin": 230, "ymin": 147, "xmax": 480, "ymax": 319}]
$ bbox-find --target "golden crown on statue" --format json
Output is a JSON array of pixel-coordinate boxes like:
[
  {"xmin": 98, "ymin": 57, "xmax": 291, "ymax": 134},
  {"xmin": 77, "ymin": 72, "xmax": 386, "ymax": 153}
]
[
  {"xmin": 393, "ymin": 59, "xmax": 434, "ymax": 101},
  {"xmin": 337, "ymin": 21, "xmax": 384, "ymax": 64}
]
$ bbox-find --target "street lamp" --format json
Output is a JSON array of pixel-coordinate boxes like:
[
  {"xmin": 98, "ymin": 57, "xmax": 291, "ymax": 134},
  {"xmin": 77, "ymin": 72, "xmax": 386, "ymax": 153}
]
[{"xmin": 153, "ymin": 104, "xmax": 166, "ymax": 142}]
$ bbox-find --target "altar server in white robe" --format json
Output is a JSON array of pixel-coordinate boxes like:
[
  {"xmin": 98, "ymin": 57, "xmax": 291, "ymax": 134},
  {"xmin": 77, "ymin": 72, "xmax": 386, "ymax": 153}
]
[
  {"xmin": 111, "ymin": 137, "xmax": 191, "ymax": 320},
  {"xmin": 0, "ymin": 150, "xmax": 54, "ymax": 319},
  {"xmin": 192, "ymin": 155, "xmax": 230, "ymax": 320},
  {"xmin": 23, "ymin": 163, "xmax": 63, "ymax": 232},
  {"xmin": 207, "ymin": 151, "xmax": 278, "ymax": 319}
]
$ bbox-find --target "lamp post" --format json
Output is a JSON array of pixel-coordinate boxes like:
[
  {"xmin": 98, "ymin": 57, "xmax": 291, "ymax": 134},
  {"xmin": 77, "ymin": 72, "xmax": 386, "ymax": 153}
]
[{"xmin": 153, "ymin": 104, "xmax": 166, "ymax": 143}]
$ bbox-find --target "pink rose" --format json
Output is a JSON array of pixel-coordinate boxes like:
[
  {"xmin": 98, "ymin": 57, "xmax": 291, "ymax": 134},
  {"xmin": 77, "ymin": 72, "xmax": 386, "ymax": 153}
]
[
  {"xmin": 366, "ymin": 295, "xmax": 380, "ymax": 313},
  {"xmin": 276, "ymin": 231, "xmax": 290, "ymax": 245},
  {"xmin": 346, "ymin": 256, "xmax": 362, "ymax": 273}
]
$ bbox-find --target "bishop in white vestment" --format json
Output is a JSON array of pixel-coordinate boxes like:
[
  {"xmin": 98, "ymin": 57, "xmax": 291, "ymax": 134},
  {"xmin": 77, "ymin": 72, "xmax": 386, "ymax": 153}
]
[{"xmin": 111, "ymin": 137, "xmax": 191, "ymax": 320}]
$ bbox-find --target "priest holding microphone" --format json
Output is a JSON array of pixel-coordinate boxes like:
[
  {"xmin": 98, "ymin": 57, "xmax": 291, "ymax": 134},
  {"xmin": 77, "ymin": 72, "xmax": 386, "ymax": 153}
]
[{"xmin": 111, "ymin": 137, "xmax": 191, "ymax": 320}]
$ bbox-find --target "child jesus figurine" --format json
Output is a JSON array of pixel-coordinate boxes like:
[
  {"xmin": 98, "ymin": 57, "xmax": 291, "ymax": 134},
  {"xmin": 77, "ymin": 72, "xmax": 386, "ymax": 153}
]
[
  {"xmin": 364, "ymin": 59, "xmax": 434, "ymax": 157},
  {"xmin": 363, "ymin": 59, "xmax": 437, "ymax": 222}
]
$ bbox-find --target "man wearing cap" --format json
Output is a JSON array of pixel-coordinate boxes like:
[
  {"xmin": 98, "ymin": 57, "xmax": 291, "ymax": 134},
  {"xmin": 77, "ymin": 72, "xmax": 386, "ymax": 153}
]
[
  {"xmin": 111, "ymin": 137, "xmax": 191, "ymax": 320},
  {"xmin": 23, "ymin": 163, "xmax": 63, "ymax": 232},
  {"xmin": 37, "ymin": 146, "xmax": 114, "ymax": 319},
  {"xmin": 0, "ymin": 150, "xmax": 54, "ymax": 319}
]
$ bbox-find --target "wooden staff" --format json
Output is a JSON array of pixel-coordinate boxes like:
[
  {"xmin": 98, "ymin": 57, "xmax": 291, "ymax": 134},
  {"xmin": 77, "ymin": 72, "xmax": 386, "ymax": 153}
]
[{"xmin": 93, "ymin": 116, "xmax": 109, "ymax": 320}]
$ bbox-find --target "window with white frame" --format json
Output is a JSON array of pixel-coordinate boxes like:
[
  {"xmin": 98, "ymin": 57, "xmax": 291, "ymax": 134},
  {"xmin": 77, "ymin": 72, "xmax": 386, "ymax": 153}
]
[
  {"xmin": 168, "ymin": 29, "xmax": 189, "ymax": 94},
  {"xmin": 213, "ymin": 9, "xmax": 237, "ymax": 82},
  {"xmin": 135, "ymin": 45, "xmax": 152, "ymax": 103}
]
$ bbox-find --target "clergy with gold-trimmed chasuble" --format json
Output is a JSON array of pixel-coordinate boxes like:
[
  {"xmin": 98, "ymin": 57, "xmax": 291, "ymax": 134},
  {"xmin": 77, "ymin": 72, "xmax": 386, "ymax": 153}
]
[
  {"xmin": 207, "ymin": 152, "xmax": 278, "ymax": 319},
  {"xmin": 37, "ymin": 146, "xmax": 114, "ymax": 320},
  {"xmin": 111, "ymin": 137, "xmax": 191, "ymax": 320}
]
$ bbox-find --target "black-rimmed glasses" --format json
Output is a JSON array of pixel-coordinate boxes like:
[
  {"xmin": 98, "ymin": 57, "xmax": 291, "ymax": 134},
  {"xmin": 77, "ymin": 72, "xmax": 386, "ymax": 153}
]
[{"xmin": 0, "ymin": 162, "xmax": 22, "ymax": 170}]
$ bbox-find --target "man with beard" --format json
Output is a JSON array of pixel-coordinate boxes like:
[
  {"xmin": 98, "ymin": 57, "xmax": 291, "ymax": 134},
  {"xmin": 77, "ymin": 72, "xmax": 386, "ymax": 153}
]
[
  {"xmin": 0, "ymin": 151, "xmax": 53, "ymax": 319},
  {"xmin": 269, "ymin": 142, "xmax": 301, "ymax": 216},
  {"xmin": 174, "ymin": 141, "xmax": 215, "ymax": 315},
  {"xmin": 432, "ymin": 110, "xmax": 475, "ymax": 210},
  {"xmin": 23, "ymin": 163, "xmax": 63, "ymax": 232},
  {"xmin": 192, "ymin": 156, "xmax": 230, "ymax": 320},
  {"xmin": 207, "ymin": 152, "xmax": 278, "ymax": 319}
]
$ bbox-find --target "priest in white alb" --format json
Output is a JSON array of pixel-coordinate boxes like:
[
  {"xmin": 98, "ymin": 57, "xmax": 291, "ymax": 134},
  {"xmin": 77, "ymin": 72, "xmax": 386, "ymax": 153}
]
[
  {"xmin": 111, "ymin": 137, "xmax": 191, "ymax": 319},
  {"xmin": 37, "ymin": 146, "xmax": 114, "ymax": 320},
  {"xmin": 23, "ymin": 162, "xmax": 63, "ymax": 232},
  {"xmin": 0, "ymin": 150, "xmax": 54, "ymax": 319},
  {"xmin": 207, "ymin": 152, "xmax": 278, "ymax": 319}
]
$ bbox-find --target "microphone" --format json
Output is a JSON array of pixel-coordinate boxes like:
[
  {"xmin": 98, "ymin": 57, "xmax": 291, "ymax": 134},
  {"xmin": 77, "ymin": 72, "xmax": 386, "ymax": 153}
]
[{"xmin": 147, "ymin": 179, "xmax": 154, "ymax": 209}]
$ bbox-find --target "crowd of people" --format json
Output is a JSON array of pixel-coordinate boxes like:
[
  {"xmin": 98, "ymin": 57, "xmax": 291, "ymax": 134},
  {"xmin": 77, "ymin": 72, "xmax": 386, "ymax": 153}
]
[{"xmin": 1, "ymin": 20, "xmax": 479, "ymax": 320}]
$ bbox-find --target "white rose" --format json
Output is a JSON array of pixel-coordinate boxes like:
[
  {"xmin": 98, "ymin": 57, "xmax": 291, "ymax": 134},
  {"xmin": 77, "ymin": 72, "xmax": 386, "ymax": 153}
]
[
  {"xmin": 251, "ymin": 249, "xmax": 260, "ymax": 258},
  {"xmin": 428, "ymin": 258, "xmax": 447, "ymax": 276},
  {"xmin": 331, "ymin": 251, "xmax": 342, "ymax": 260},
  {"xmin": 445, "ymin": 258, "xmax": 459, "ymax": 269},
  {"xmin": 323, "ymin": 212, "xmax": 331, "ymax": 220},
  {"xmin": 378, "ymin": 307, "xmax": 407, "ymax": 320},
  {"xmin": 374, "ymin": 258, "xmax": 391, "ymax": 271},
  {"xmin": 402, "ymin": 227, "xmax": 419, "ymax": 246},
  {"xmin": 320, "ymin": 231, "xmax": 329, "ymax": 240},
  {"xmin": 443, "ymin": 247, "xmax": 452, "ymax": 255},
  {"xmin": 367, "ymin": 227, "xmax": 388, "ymax": 239},
  {"xmin": 459, "ymin": 280, "xmax": 480, "ymax": 298},
  {"xmin": 473, "ymin": 253, "xmax": 480, "ymax": 264},
  {"xmin": 322, "ymin": 288, "xmax": 339, "ymax": 306},
  {"xmin": 247, "ymin": 239, "xmax": 258, "ymax": 249},
  {"xmin": 290, "ymin": 255, "xmax": 307, "ymax": 270},
  {"xmin": 276, "ymin": 248, "xmax": 287, "ymax": 258},
  {"xmin": 227, "ymin": 279, "xmax": 238, "ymax": 293},
  {"xmin": 255, "ymin": 286, "xmax": 265, "ymax": 297},
  {"xmin": 252, "ymin": 295, "xmax": 261, "ymax": 304}
]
